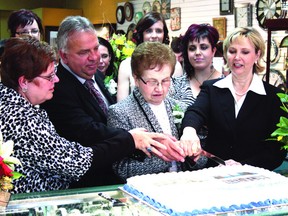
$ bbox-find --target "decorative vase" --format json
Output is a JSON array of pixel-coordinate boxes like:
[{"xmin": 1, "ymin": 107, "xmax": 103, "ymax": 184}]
[{"xmin": 0, "ymin": 191, "xmax": 10, "ymax": 208}]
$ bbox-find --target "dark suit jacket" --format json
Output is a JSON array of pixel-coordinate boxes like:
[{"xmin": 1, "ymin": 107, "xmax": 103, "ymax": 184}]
[
  {"xmin": 41, "ymin": 62, "xmax": 135, "ymax": 187},
  {"xmin": 182, "ymin": 78, "xmax": 287, "ymax": 170}
]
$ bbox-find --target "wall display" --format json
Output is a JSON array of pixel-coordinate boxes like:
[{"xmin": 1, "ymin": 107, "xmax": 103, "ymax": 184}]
[
  {"xmin": 170, "ymin": 7, "xmax": 181, "ymax": 31},
  {"xmin": 45, "ymin": 26, "xmax": 58, "ymax": 48},
  {"xmin": 161, "ymin": 0, "xmax": 171, "ymax": 19},
  {"xmin": 212, "ymin": 17, "xmax": 226, "ymax": 41},
  {"xmin": 234, "ymin": 4, "xmax": 253, "ymax": 27},
  {"xmin": 94, "ymin": 23, "xmax": 116, "ymax": 40},
  {"xmin": 263, "ymin": 38, "xmax": 280, "ymax": 65},
  {"xmin": 262, "ymin": 69, "xmax": 286, "ymax": 91},
  {"xmin": 134, "ymin": 11, "xmax": 143, "ymax": 24},
  {"xmin": 256, "ymin": 0, "xmax": 282, "ymax": 29},
  {"xmin": 116, "ymin": 5, "xmax": 125, "ymax": 24},
  {"xmin": 124, "ymin": 2, "xmax": 134, "ymax": 22},
  {"xmin": 152, "ymin": 0, "xmax": 161, "ymax": 13},
  {"xmin": 220, "ymin": 0, "xmax": 234, "ymax": 15},
  {"xmin": 142, "ymin": 1, "xmax": 152, "ymax": 15}
]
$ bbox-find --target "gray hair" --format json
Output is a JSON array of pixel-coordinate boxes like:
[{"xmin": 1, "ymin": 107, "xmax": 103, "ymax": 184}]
[{"xmin": 56, "ymin": 16, "xmax": 96, "ymax": 52}]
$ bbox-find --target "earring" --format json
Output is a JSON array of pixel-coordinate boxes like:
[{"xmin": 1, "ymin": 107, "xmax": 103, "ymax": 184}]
[{"xmin": 22, "ymin": 87, "xmax": 28, "ymax": 93}]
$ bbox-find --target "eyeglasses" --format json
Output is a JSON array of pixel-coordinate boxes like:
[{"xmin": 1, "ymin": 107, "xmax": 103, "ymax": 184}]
[
  {"xmin": 38, "ymin": 65, "xmax": 58, "ymax": 82},
  {"xmin": 139, "ymin": 77, "xmax": 171, "ymax": 87},
  {"xmin": 15, "ymin": 29, "xmax": 39, "ymax": 36}
]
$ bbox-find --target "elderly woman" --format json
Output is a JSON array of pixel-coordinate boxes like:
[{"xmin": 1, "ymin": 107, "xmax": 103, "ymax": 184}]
[
  {"xmin": 108, "ymin": 42, "xmax": 202, "ymax": 181},
  {"xmin": 180, "ymin": 27, "xmax": 286, "ymax": 170},
  {"xmin": 0, "ymin": 37, "xmax": 169, "ymax": 193},
  {"xmin": 117, "ymin": 12, "xmax": 183, "ymax": 102}
]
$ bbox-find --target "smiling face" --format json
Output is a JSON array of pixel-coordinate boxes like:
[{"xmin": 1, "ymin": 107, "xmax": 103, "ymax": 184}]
[
  {"xmin": 226, "ymin": 36, "xmax": 260, "ymax": 76},
  {"xmin": 135, "ymin": 64, "xmax": 172, "ymax": 105},
  {"xmin": 187, "ymin": 37, "xmax": 216, "ymax": 71},
  {"xmin": 143, "ymin": 21, "xmax": 164, "ymax": 43},
  {"xmin": 15, "ymin": 19, "xmax": 40, "ymax": 40},
  {"xmin": 97, "ymin": 44, "xmax": 111, "ymax": 75},
  {"xmin": 60, "ymin": 31, "xmax": 100, "ymax": 80},
  {"xmin": 21, "ymin": 62, "xmax": 59, "ymax": 105}
]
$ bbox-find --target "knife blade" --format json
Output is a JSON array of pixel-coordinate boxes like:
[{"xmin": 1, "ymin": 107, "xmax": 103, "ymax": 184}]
[{"xmin": 200, "ymin": 150, "xmax": 226, "ymax": 166}]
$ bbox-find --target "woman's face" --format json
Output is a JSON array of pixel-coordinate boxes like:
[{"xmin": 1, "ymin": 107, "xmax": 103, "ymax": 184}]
[
  {"xmin": 135, "ymin": 64, "xmax": 172, "ymax": 105},
  {"xmin": 98, "ymin": 44, "xmax": 111, "ymax": 75},
  {"xmin": 23, "ymin": 62, "xmax": 59, "ymax": 105},
  {"xmin": 187, "ymin": 37, "xmax": 216, "ymax": 71},
  {"xmin": 15, "ymin": 19, "xmax": 40, "ymax": 40},
  {"xmin": 226, "ymin": 37, "xmax": 260, "ymax": 76},
  {"xmin": 143, "ymin": 21, "xmax": 164, "ymax": 43}
]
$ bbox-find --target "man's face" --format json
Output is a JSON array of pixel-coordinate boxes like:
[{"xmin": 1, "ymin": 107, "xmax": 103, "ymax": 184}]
[{"xmin": 60, "ymin": 31, "xmax": 100, "ymax": 79}]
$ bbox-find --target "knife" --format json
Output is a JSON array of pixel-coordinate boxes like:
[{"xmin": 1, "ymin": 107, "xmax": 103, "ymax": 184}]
[{"xmin": 200, "ymin": 150, "xmax": 226, "ymax": 166}]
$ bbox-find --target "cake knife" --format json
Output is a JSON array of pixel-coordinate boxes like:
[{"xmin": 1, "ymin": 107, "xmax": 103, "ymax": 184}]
[{"xmin": 200, "ymin": 150, "xmax": 226, "ymax": 166}]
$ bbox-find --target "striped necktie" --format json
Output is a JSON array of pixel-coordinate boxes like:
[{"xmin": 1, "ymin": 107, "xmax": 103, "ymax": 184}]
[{"xmin": 84, "ymin": 79, "xmax": 108, "ymax": 115}]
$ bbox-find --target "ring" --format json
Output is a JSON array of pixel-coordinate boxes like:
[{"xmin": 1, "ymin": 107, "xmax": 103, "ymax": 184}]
[{"xmin": 146, "ymin": 146, "xmax": 153, "ymax": 152}]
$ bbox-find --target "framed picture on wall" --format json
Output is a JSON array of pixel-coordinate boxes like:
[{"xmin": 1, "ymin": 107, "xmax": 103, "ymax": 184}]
[
  {"xmin": 161, "ymin": 0, "xmax": 171, "ymax": 19},
  {"xmin": 45, "ymin": 26, "xmax": 58, "ymax": 48},
  {"xmin": 220, "ymin": 0, "xmax": 234, "ymax": 15},
  {"xmin": 170, "ymin": 7, "xmax": 181, "ymax": 31},
  {"xmin": 212, "ymin": 17, "xmax": 226, "ymax": 41}
]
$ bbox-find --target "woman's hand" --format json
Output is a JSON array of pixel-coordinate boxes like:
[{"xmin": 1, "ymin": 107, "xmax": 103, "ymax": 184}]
[
  {"xmin": 180, "ymin": 127, "xmax": 201, "ymax": 157},
  {"xmin": 129, "ymin": 128, "xmax": 185, "ymax": 162}
]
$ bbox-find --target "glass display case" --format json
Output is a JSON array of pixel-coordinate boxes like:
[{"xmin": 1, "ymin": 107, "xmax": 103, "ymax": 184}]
[{"xmin": 1, "ymin": 185, "xmax": 162, "ymax": 216}]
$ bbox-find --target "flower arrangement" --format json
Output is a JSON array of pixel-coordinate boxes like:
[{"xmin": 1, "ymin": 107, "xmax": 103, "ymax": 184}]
[
  {"xmin": 270, "ymin": 93, "xmax": 288, "ymax": 150},
  {"xmin": 173, "ymin": 104, "xmax": 185, "ymax": 134},
  {"xmin": 0, "ymin": 132, "xmax": 24, "ymax": 191},
  {"xmin": 104, "ymin": 77, "xmax": 117, "ymax": 96},
  {"xmin": 173, "ymin": 104, "xmax": 185, "ymax": 124},
  {"xmin": 109, "ymin": 33, "xmax": 136, "ymax": 69}
]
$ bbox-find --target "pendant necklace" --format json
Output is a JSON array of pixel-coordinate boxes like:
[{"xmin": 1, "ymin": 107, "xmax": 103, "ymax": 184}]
[{"xmin": 194, "ymin": 68, "xmax": 216, "ymax": 85}]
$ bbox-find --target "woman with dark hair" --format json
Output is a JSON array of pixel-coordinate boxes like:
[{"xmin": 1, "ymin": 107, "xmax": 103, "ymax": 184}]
[
  {"xmin": 170, "ymin": 24, "xmax": 224, "ymax": 160},
  {"xmin": 97, "ymin": 37, "xmax": 117, "ymax": 78},
  {"xmin": 171, "ymin": 24, "xmax": 223, "ymax": 105},
  {"xmin": 97, "ymin": 37, "xmax": 117, "ymax": 97},
  {"xmin": 7, "ymin": 9, "xmax": 43, "ymax": 40},
  {"xmin": 117, "ymin": 12, "xmax": 183, "ymax": 102}
]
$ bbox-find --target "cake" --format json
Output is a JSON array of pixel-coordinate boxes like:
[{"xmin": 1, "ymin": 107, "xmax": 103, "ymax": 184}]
[{"xmin": 122, "ymin": 165, "xmax": 288, "ymax": 215}]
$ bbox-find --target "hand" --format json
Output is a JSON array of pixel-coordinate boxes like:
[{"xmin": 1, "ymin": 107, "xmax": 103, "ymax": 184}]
[
  {"xmin": 179, "ymin": 127, "xmax": 201, "ymax": 157},
  {"xmin": 128, "ymin": 128, "xmax": 167, "ymax": 158},
  {"xmin": 153, "ymin": 134, "xmax": 185, "ymax": 162},
  {"xmin": 221, "ymin": 159, "xmax": 242, "ymax": 166}
]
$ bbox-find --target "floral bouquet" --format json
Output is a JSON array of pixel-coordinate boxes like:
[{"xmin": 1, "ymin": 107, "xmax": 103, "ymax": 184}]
[
  {"xmin": 270, "ymin": 93, "xmax": 288, "ymax": 150},
  {"xmin": 173, "ymin": 104, "xmax": 185, "ymax": 134},
  {"xmin": 0, "ymin": 132, "xmax": 23, "ymax": 192},
  {"xmin": 109, "ymin": 33, "xmax": 136, "ymax": 70}
]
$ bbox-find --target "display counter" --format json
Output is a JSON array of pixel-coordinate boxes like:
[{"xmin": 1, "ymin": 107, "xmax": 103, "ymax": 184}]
[
  {"xmin": 1, "ymin": 185, "xmax": 162, "ymax": 216},
  {"xmin": 2, "ymin": 181, "xmax": 288, "ymax": 216}
]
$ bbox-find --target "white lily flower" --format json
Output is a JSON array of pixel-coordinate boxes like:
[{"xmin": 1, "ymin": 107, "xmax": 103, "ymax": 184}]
[{"xmin": 0, "ymin": 132, "xmax": 22, "ymax": 168}]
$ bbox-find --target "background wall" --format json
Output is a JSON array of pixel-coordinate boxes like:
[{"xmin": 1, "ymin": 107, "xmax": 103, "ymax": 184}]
[{"xmin": 117, "ymin": 0, "xmax": 287, "ymax": 83}]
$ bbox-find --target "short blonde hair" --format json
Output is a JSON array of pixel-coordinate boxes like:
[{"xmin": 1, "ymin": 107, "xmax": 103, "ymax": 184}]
[{"xmin": 223, "ymin": 27, "xmax": 265, "ymax": 73}]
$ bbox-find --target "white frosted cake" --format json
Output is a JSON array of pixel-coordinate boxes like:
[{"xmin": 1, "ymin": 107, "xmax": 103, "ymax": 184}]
[{"xmin": 122, "ymin": 165, "xmax": 288, "ymax": 215}]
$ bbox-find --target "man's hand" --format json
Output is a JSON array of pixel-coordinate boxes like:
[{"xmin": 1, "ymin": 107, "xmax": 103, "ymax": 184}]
[
  {"xmin": 153, "ymin": 134, "xmax": 185, "ymax": 162},
  {"xmin": 129, "ymin": 128, "xmax": 167, "ymax": 158}
]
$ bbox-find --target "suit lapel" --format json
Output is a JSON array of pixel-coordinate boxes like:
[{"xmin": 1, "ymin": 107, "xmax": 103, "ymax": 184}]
[{"xmin": 58, "ymin": 63, "xmax": 107, "ymax": 118}]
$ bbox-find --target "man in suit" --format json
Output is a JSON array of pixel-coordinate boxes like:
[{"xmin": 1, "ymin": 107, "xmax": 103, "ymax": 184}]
[{"xmin": 41, "ymin": 16, "xmax": 185, "ymax": 188}]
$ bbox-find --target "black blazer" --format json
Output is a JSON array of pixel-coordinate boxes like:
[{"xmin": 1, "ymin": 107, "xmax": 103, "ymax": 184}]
[
  {"xmin": 182, "ymin": 78, "xmax": 286, "ymax": 170},
  {"xmin": 41, "ymin": 62, "xmax": 134, "ymax": 187}
]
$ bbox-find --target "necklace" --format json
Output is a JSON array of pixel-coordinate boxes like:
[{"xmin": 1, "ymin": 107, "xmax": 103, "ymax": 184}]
[
  {"xmin": 235, "ymin": 90, "xmax": 249, "ymax": 96},
  {"xmin": 194, "ymin": 68, "xmax": 216, "ymax": 85}
]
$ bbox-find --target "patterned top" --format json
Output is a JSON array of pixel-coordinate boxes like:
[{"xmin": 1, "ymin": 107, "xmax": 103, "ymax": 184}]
[
  {"xmin": 108, "ymin": 88, "xmax": 207, "ymax": 181},
  {"xmin": 0, "ymin": 83, "xmax": 93, "ymax": 193}
]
